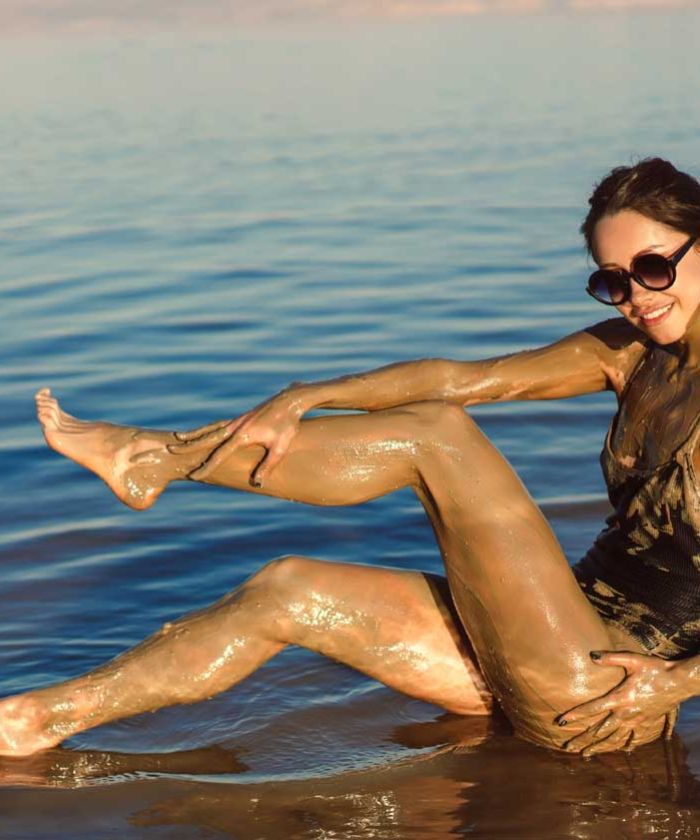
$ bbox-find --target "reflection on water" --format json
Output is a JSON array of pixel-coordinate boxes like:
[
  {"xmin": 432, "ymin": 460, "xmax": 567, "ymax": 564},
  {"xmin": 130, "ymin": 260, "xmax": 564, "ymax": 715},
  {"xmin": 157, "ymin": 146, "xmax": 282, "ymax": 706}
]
[
  {"xmin": 133, "ymin": 736, "xmax": 700, "ymax": 840},
  {"xmin": 3, "ymin": 722, "xmax": 700, "ymax": 839},
  {"xmin": 0, "ymin": 745, "xmax": 249, "ymax": 789}
]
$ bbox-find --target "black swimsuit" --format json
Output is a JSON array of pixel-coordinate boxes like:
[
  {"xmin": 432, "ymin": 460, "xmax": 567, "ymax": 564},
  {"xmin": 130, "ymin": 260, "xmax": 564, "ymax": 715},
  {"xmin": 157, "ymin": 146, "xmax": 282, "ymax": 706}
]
[{"xmin": 573, "ymin": 343, "xmax": 700, "ymax": 659}]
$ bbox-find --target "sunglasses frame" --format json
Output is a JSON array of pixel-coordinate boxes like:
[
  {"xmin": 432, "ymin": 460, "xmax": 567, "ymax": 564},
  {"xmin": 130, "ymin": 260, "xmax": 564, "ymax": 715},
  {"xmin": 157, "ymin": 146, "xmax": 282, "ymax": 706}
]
[{"xmin": 586, "ymin": 234, "xmax": 698, "ymax": 306}]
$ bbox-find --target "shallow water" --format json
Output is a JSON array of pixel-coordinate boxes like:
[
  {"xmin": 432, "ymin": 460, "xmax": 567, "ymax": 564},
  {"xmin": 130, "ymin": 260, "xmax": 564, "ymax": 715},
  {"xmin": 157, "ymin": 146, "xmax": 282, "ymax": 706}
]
[{"xmin": 2, "ymin": 9, "xmax": 700, "ymax": 837}]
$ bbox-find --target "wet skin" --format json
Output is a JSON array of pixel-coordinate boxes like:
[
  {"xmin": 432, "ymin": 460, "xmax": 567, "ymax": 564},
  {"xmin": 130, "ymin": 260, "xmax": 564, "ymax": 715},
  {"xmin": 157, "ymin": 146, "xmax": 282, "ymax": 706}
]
[
  {"xmin": 8, "ymin": 209, "xmax": 700, "ymax": 758},
  {"xmin": 593, "ymin": 211, "xmax": 700, "ymax": 469},
  {"xmin": 27, "ymin": 389, "xmax": 655, "ymax": 756}
]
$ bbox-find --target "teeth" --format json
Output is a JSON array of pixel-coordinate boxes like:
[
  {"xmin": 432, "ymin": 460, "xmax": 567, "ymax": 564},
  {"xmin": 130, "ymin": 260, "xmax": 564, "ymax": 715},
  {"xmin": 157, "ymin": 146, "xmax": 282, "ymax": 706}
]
[{"xmin": 640, "ymin": 303, "xmax": 672, "ymax": 320}]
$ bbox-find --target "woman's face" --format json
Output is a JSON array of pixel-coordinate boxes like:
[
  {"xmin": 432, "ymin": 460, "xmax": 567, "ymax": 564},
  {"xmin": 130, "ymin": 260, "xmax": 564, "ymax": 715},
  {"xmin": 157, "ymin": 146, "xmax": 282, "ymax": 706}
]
[{"xmin": 592, "ymin": 209, "xmax": 700, "ymax": 345}]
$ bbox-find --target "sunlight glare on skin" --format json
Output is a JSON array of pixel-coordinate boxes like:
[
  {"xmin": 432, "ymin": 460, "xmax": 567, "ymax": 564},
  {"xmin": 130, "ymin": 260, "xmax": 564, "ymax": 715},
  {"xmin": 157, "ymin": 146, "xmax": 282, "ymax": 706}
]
[
  {"xmin": 373, "ymin": 641, "xmax": 433, "ymax": 673},
  {"xmin": 199, "ymin": 639, "xmax": 247, "ymax": 682},
  {"xmin": 287, "ymin": 593, "xmax": 358, "ymax": 632}
]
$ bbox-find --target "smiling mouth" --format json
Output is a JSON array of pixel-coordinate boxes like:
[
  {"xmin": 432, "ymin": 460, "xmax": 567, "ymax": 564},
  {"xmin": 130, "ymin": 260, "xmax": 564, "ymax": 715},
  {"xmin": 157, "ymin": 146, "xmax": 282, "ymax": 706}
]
[{"xmin": 637, "ymin": 302, "xmax": 674, "ymax": 325}]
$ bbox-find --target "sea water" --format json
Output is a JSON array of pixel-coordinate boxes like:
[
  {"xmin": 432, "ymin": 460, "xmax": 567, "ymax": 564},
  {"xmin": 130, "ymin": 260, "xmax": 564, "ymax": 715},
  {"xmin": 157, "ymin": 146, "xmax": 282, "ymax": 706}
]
[{"xmin": 2, "ymin": 9, "xmax": 700, "ymax": 837}]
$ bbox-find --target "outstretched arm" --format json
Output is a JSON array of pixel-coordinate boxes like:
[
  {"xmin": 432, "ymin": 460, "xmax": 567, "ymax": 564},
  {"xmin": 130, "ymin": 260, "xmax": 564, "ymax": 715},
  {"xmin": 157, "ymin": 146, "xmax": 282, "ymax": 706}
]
[
  {"xmin": 300, "ymin": 317, "xmax": 645, "ymax": 411},
  {"xmin": 179, "ymin": 317, "xmax": 647, "ymax": 483}
]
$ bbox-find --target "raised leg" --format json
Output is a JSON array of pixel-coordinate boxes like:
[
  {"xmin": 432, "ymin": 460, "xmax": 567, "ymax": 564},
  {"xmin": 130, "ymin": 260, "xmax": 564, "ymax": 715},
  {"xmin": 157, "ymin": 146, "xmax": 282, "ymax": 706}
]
[
  {"xmin": 0, "ymin": 558, "xmax": 490, "ymax": 756},
  {"xmin": 35, "ymin": 391, "xmax": 664, "ymax": 751}
]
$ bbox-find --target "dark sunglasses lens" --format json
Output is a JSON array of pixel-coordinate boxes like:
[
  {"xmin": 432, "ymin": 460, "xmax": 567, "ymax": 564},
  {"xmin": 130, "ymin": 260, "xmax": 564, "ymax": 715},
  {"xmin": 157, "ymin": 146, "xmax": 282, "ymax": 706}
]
[
  {"xmin": 633, "ymin": 253, "xmax": 673, "ymax": 288},
  {"xmin": 588, "ymin": 270, "xmax": 627, "ymax": 304}
]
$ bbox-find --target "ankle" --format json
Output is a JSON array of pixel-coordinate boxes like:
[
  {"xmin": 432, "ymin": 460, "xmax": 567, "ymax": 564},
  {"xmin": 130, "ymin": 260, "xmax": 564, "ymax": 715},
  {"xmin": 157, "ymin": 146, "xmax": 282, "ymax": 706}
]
[
  {"xmin": 8, "ymin": 692, "xmax": 51, "ymax": 730},
  {"xmin": 0, "ymin": 692, "xmax": 55, "ymax": 755},
  {"xmin": 124, "ymin": 433, "xmax": 190, "ymax": 494},
  {"xmin": 32, "ymin": 679, "xmax": 103, "ymax": 737}
]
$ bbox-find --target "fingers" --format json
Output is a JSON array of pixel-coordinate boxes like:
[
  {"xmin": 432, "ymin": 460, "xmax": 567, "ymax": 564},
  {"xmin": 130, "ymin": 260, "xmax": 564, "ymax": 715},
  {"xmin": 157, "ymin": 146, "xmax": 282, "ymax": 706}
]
[
  {"xmin": 188, "ymin": 438, "xmax": 241, "ymax": 481},
  {"xmin": 589, "ymin": 650, "xmax": 646, "ymax": 669},
  {"xmin": 623, "ymin": 729, "xmax": 636, "ymax": 750},
  {"xmin": 167, "ymin": 424, "xmax": 234, "ymax": 455},
  {"xmin": 174, "ymin": 419, "xmax": 231, "ymax": 442},
  {"xmin": 562, "ymin": 712, "xmax": 615, "ymax": 753},
  {"xmin": 557, "ymin": 652, "xmax": 645, "ymax": 726},
  {"xmin": 566, "ymin": 712, "xmax": 673, "ymax": 756},
  {"xmin": 580, "ymin": 725, "xmax": 630, "ymax": 757},
  {"xmin": 190, "ymin": 430, "xmax": 292, "ymax": 486},
  {"xmin": 664, "ymin": 706, "xmax": 680, "ymax": 740},
  {"xmin": 250, "ymin": 444, "xmax": 286, "ymax": 488},
  {"xmin": 172, "ymin": 399, "xmax": 299, "ymax": 484},
  {"xmin": 557, "ymin": 694, "xmax": 617, "ymax": 726}
]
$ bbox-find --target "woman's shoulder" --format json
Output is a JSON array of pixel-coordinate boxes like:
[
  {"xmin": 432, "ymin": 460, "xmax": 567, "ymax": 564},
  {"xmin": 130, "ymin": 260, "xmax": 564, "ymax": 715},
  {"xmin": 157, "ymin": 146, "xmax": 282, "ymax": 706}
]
[{"xmin": 581, "ymin": 317, "xmax": 650, "ymax": 398}]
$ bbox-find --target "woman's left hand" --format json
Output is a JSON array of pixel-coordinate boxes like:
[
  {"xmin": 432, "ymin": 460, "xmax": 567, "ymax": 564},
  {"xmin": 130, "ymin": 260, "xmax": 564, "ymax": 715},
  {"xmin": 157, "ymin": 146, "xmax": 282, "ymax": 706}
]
[{"xmin": 555, "ymin": 651, "xmax": 684, "ymax": 756}]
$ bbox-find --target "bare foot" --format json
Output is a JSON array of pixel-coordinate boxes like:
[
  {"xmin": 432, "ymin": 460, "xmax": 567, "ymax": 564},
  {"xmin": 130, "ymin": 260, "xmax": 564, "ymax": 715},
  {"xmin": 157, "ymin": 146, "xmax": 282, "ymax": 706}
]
[
  {"xmin": 35, "ymin": 388, "xmax": 182, "ymax": 510},
  {"xmin": 0, "ymin": 695, "xmax": 63, "ymax": 757}
]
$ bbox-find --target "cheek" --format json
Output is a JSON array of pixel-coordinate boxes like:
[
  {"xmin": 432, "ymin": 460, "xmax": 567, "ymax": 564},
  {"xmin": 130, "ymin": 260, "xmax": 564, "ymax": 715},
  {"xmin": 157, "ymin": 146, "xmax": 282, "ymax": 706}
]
[
  {"xmin": 671, "ymin": 277, "xmax": 700, "ymax": 312},
  {"xmin": 684, "ymin": 283, "xmax": 700, "ymax": 308}
]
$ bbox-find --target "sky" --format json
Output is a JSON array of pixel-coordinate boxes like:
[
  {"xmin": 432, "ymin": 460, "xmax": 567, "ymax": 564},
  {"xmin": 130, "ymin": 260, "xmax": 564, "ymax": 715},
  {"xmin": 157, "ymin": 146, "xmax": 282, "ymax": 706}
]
[{"xmin": 0, "ymin": 0, "xmax": 694, "ymax": 36}]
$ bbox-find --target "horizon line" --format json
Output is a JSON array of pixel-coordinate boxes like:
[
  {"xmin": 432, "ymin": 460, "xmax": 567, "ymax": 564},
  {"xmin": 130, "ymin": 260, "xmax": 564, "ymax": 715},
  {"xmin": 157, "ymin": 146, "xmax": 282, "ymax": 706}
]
[{"xmin": 1, "ymin": 0, "xmax": 696, "ymax": 39}]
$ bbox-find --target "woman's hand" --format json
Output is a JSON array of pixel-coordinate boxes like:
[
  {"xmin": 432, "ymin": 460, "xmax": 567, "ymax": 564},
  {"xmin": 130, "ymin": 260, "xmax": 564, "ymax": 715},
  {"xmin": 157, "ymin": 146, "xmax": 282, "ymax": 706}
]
[
  {"xmin": 555, "ymin": 651, "xmax": 684, "ymax": 756},
  {"xmin": 168, "ymin": 384, "xmax": 312, "ymax": 487}
]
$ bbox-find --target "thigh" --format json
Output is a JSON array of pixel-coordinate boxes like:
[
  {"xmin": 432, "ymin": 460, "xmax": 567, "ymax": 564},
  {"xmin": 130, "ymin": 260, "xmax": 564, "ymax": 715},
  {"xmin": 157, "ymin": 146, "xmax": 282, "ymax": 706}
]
[
  {"xmin": 189, "ymin": 399, "xmax": 667, "ymax": 750},
  {"xmin": 408, "ymin": 403, "xmax": 668, "ymax": 748},
  {"xmin": 268, "ymin": 557, "xmax": 492, "ymax": 716}
]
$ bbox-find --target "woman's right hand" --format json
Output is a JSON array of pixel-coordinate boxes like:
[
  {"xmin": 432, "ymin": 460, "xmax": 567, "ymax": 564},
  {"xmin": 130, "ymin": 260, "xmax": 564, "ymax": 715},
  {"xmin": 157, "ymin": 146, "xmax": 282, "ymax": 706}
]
[{"xmin": 168, "ymin": 384, "xmax": 312, "ymax": 487}]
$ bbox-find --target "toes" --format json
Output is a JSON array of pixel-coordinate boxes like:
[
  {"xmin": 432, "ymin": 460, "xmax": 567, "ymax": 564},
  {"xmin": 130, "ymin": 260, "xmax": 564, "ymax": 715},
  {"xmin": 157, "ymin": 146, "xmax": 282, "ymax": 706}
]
[
  {"xmin": 36, "ymin": 398, "xmax": 63, "ymax": 430},
  {"xmin": 36, "ymin": 399, "xmax": 56, "ymax": 416},
  {"xmin": 53, "ymin": 401, "xmax": 83, "ymax": 429},
  {"xmin": 35, "ymin": 395, "xmax": 84, "ymax": 434},
  {"xmin": 60, "ymin": 414, "xmax": 84, "ymax": 432},
  {"xmin": 46, "ymin": 401, "xmax": 76, "ymax": 431},
  {"xmin": 35, "ymin": 391, "xmax": 58, "ymax": 415},
  {"xmin": 39, "ymin": 414, "xmax": 56, "ymax": 431}
]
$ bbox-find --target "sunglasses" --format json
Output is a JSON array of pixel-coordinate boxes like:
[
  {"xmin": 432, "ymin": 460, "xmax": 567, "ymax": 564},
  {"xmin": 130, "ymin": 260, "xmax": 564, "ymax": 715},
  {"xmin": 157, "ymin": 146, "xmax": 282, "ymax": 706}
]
[{"xmin": 586, "ymin": 235, "xmax": 698, "ymax": 306}]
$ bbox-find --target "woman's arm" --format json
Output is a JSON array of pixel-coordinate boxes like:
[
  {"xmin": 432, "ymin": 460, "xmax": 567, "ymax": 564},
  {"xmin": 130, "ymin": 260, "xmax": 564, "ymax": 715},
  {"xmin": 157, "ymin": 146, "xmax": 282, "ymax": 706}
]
[
  {"xmin": 179, "ymin": 317, "xmax": 646, "ymax": 485},
  {"xmin": 291, "ymin": 316, "xmax": 647, "ymax": 413}
]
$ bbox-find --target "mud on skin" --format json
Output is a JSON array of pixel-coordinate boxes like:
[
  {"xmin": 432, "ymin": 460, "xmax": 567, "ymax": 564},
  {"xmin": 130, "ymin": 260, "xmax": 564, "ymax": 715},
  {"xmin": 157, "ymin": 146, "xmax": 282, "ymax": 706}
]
[{"xmin": 25, "ymin": 361, "xmax": 668, "ymax": 756}]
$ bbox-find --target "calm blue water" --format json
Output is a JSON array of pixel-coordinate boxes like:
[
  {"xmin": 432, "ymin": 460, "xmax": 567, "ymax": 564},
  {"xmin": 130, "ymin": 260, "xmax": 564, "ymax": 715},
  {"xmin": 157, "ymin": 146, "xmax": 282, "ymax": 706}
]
[{"xmin": 3, "ymin": 10, "xmax": 700, "ymax": 838}]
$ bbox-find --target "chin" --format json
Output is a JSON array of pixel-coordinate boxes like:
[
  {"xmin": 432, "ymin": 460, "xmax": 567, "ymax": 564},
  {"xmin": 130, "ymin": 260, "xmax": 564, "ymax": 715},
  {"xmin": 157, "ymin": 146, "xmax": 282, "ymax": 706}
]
[{"xmin": 639, "ymin": 321, "xmax": 685, "ymax": 344}]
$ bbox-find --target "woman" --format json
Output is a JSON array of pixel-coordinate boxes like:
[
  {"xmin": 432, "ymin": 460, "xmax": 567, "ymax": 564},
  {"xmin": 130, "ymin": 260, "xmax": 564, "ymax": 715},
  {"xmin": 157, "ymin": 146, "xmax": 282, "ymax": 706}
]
[{"xmin": 4, "ymin": 157, "xmax": 700, "ymax": 758}]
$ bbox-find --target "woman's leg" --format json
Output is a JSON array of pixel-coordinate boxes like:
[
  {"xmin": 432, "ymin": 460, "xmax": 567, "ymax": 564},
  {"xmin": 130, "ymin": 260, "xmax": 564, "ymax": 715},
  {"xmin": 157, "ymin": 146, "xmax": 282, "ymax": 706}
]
[
  {"xmin": 34, "ymin": 391, "xmax": 663, "ymax": 750},
  {"xmin": 0, "ymin": 559, "xmax": 490, "ymax": 756}
]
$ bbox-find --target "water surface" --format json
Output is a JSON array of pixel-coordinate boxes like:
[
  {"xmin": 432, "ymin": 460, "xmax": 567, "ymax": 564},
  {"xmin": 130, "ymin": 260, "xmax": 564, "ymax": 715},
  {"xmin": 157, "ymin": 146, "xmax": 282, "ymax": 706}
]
[{"xmin": 2, "ymin": 9, "xmax": 700, "ymax": 837}]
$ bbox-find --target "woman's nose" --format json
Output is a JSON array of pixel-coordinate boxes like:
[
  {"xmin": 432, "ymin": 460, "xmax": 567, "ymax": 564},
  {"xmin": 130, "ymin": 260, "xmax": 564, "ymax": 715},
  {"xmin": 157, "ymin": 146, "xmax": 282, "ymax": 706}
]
[{"xmin": 627, "ymin": 276, "xmax": 658, "ymax": 308}]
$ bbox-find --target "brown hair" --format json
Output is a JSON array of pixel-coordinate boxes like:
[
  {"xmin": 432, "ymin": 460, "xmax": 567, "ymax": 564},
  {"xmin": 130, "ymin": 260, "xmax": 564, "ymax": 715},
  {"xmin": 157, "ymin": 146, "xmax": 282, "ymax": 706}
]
[{"xmin": 581, "ymin": 157, "xmax": 700, "ymax": 257}]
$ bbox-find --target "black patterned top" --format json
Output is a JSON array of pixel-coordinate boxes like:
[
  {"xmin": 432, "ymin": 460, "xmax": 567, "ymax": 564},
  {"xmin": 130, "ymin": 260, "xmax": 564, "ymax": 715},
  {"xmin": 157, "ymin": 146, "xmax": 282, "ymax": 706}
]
[{"xmin": 573, "ymin": 342, "xmax": 700, "ymax": 659}]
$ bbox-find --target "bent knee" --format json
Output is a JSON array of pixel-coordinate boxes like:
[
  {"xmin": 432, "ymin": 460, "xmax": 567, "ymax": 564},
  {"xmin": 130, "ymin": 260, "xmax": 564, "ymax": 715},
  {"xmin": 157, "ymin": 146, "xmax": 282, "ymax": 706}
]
[
  {"xmin": 227, "ymin": 555, "xmax": 322, "ymax": 641},
  {"xmin": 401, "ymin": 400, "xmax": 473, "ymax": 448},
  {"xmin": 252, "ymin": 554, "xmax": 320, "ymax": 590},
  {"xmin": 254, "ymin": 554, "xmax": 371, "ymax": 643},
  {"xmin": 403, "ymin": 399, "xmax": 467, "ymax": 426},
  {"xmin": 248, "ymin": 554, "xmax": 324, "ymax": 612}
]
